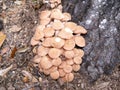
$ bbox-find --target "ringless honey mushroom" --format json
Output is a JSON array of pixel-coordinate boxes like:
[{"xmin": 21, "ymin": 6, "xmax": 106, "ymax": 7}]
[
  {"xmin": 31, "ymin": 0, "xmax": 87, "ymax": 82},
  {"xmin": 62, "ymin": 13, "xmax": 71, "ymax": 21},
  {"xmin": 72, "ymin": 64, "xmax": 80, "ymax": 72},
  {"xmin": 48, "ymin": 48, "xmax": 61, "ymax": 58},
  {"xmin": 58, "ymin": 28, "xmax": 73, "ymax": 39},
  {"xmin": 42, "ymin": 37, "xmax": 52, "ymax": 47},
  {"xmin": 52, "ymin": 58, "xmax": 62, "ymax": 66},
  {"xmin": 52, "ymin": 20, "xmax": 64, "ymax": 30},
  {"xmin": 64, "ymin": 50, "xmax": 74, "ymax": 58},
  {"xmin": 63, "ymin": 38, "xmax": 75, "ymax": 50},
  {"xmin": 51, "ymin": 37, "xmax": 65, "ymax": 48},
  {"xmin": 65, "ymin": 22, "xmax": 77, "ymax": 31},
  {"xmin": 43, "ymin": 27, "xmax": 55, "ymax": 37},
  {"xmin": 74, "ymin": 36, "xmax": 86, "ymax": 47},
  {"xmin": 33, "ymin": 25, "xmax": 45, "ymax": 40},
  {"xmin": 39, "ymin": 10, "xmax": 51, "ymax": 19},
  {"xmin": 74, "ymin": 25, "xmax": 87, "ymax": 34},
  {"xmin": 37, "ymin": 46, "xmax": 49, "ymax": 56},
  {"xmin": 50, "ymin": 70, "xmax": 59, "ymax": 79},
  {"xmin": 50, "ymin": 9, "xmax": 63, "ymax": 20},
  {"xmin": 40, "ymin": 56, "xmax": 52, "ymax": 69}
]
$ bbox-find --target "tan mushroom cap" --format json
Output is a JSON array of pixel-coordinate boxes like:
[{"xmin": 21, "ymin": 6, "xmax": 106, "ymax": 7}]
[
  {"xmin": 52, "ymin": 58, "xmax": 62, "ymax": 66},
  {"xmin": 43, "ymin": 69, "xmax": 50, "ymax": 75},
  {"xmin": 74, "ymin": 25, "xmax": 87, "ymax": 34},
  {"xmin": 38, "ymin": 63, "xmax": 43, "ymax": 72},
  {"xmin": 39, "ymin": 10, "xmax": 51, "ymax": 19},
  {"xmin": 37, "ymin": 46, "xmax": 49, "ymax": 56},
  {"xmin": 74, "ymin": 36, "xmax": 86, "ymax": 47},
  {"xmin": 58, "ymin": 28, "xmax": 73, "ymax": 39},
  {"xmin": 65, "ymin": 73, "xmax": 74, "ymax": 82},
  {"xmin": 40, "ymin": 56, "xmax": 52, "ymax": 69},
  {"xmin": 50, "ymin": 70, "xmax": 59, "ymax": 79},
  {"xmin": 73, "ymin": 56, "xmax": 82, "ymax": 64},
  {"xmin": 49, "ymin": 66, "xmax": 58, "ymax": 73},
  {"xmin": 52, "ymin": 20, "xmax": 64, "ymax": 30},
  {"xmin": 63, "ymin": 39, "xmax": 75, "ymax": 50},
  {"xmin": 66, "ymin": 59, "xmax": 74, "ymax": 65},
  {"xmin": 63, "ymin": 65, "xmax": 72, "ymax": 73},
  {"xmin": 58, "ymin": 69, "xmax": 65, "ymax": 77},
  {"xmin": 64, "ymin": 50, "xmax": 74, "ymax": 58},
  {"xmin": 65, "ymin": 22, "xmax": 77, "ymax": 31},
  {"xmin": 62, "ymin": 12, "xmax": 71, "ymax": 21},
  {"xmin": 50, "ymin": 0, "xmax": 61, "ymax": 4},
  {"xmin": 51, "ymin": 37, "xmax": 65, "ymax": 48},
  {"xmin": 59, "ymin": 61, "xmax": 67, "ymax": 68},
  {"xmin": 32, "ymin": 55, "xmax": 41, "ymax": 63},
  {"xmin": 40, "ymin": 18, "xmax": 51, "ymax": 25},
  {"xmin": 48, "ymin": 48, "xmax": 61, "ymax": 58},
  {"xmin": 73, "ymin": 48, "xmax": 84, "ymax": 57},
  {"xmin": 50, "ymin": 9, "xmax": 64, "ymax": 20},
  {"xmin": 42, "ymin": 37, "xmax": 52, "ymax": 47},
  {"xmin": 33, "ymin": 25, "xmax": 45, "ymax": 40},
  {"xmin": 72, "ymin": 64, "xmax": 80, "ymax": 72},
  {"xmin": 43, "ymin": 27, "xmax": 55, "ymax": 37},
  {"xmin": 30, "ymin": 37, "xmax": 39, "ymax": 46}
]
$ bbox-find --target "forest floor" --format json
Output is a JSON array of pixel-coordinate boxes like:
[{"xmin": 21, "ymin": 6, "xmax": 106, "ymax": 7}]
[{"xmin": 0, "ymin": 0, "xmax": 120, "ymax": 90}]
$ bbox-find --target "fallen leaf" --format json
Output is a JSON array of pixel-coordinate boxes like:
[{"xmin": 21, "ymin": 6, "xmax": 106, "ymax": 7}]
[
  {"xmin": 0, "ymin": 32, "xmax": 6, "ymax": 47},
  {"xmin": 17, "ymin": 47, "xmax": 30, "ymax": 53},
  {"xmin": 0, "ymin": 47, "xmax": 9, "ymax": 55},
  {"xmin": 0, "ymin": 65, "xmax": 13, "ymax": 77},
  {"xmin": 10, "ymin": 25, "xmax": 21, "ymax": 32},
  {"xmin": 10, "ymin": 47, "xmax": 17, "ymax": 58}
]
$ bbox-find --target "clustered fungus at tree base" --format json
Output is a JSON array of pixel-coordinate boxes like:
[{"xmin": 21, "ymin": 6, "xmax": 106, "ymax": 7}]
[{"xmin": 31, "ymin": 0, "xmax": 87, "ymax": 82}]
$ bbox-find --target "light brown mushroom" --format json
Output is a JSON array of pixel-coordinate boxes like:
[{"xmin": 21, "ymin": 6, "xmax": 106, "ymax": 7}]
[
  {"xmin": 42, "ymin": 37, "xmax": 52, "ymax": 47},
  {"xmin": 49, "ymin": 66, "xmax": 58, "ymax": 73},
  {"xmin": 64, "ymin": 50, "xmax": 74, "ymax": 58},
  {"xmin": 66, "ymin": 59, "xmax": 74, "ymax": 65},
  {"xmin": 50, "ymin": 9, "xmax": 64, "ymax": 20},
  {"xmin": 74, "ymin": 36, "xmax": 86, "ymax": 47},
  {"xmin": 62, "ymin": 12, "xmax": 71, "ymax": 21},
  {"xmin": 50, "ymin": 70, "xmax": 59, "ymax": 79},
  {"xmin": 65, "ymin": 73, "xmax": 74, "ymax": 82},
  {"xmin": 51, "ymin": 37, "xmax": 65, "ymax": 48},
  {"xmin": 37, "ymin": 46, "xmax": 49, "ymax": 56},
  {"xmin": 48, "ymin": 48, "xmax": 61, "ymax": 58},
  {"xmin": 33, "ymin": 25, "xmax": 45, "ymax": 40},
  {"xmin": 52, "ymin": 20, "xmax": 64, "ymax": 30},
  {"xmin": 43, "ymin": 27, "xmax": 55, "ymax": 37},
  {"xmin": 40, "ymin": 18, "xmax": 51, "ymax": 25},
  {"xmin": 73, "ymin": 48, "xmax": 84, "ymax": 57},
  {"xmin": 65, "ymin": 22, "xmax": 77, "ymax": 31},
  {"xmin": 32, "ymin": 55, "xmax": 41, "ymax": 63},
  {"xmin": 52, "ymin": 58, "xmax": 62, "ymax": 66},
  {"xmin": 58, "ymin": 28, "xmax": 73, "ymax": 39},
  {"xmin": 72, "ymin": 64, "xmax": 80, "ymax": 72},
  {"xmin": 63, "ymin": 65, "xmax": 72, "ymax": 73},
  {"xmin": 40, "ymin": 56, "xmax": 52, "ymax": 69},
  {"xmin": 74, "ymin": 25, "xmax": 87, "ymax": 34},
  {"xmin": 59, "ymin": 61, "xmax": 67, "ymax": 68},
  {"xmin": 58, "ymin": 68, "xmax": 65, "ymax": 77},
  {"xmin": 30, "ymin": 37, "xmax": 39, "ymax": 46},
  {"xmin": 39, "ymin": 10, "xmax": 51, "ymax": 19},
  {"xmin": 43, "ymin": 69, "xmax": 50, "ymax": 75},
  {"xmin": 63, "ymin": 39, "xmax": 75, "ymax": 50},
  {"xmin": 73, "ymin": 56, "xmax": 82, "ymax": 64}
]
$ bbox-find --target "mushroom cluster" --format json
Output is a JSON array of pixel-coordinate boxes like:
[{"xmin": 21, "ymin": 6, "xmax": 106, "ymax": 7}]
[{"xmin": 31, "ymin": 0, "xmax": 87, "ymax": 82}]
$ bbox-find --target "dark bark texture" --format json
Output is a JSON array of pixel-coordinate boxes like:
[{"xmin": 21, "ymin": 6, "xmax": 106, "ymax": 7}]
[{"xmin": 62, "ymin": 0, "xmax": 120, "ymax": 82}]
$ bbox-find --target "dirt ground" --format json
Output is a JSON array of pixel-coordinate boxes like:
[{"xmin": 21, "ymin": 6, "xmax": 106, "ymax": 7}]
[{"xmin": 0, "ymin": 0, "xmax": 120, "ymax": 90}]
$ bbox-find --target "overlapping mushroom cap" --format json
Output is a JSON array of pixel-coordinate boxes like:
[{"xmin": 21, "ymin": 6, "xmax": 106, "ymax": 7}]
[{"xmin": 31, "ymin": 1, "xmax": 87, "ymax": 83}]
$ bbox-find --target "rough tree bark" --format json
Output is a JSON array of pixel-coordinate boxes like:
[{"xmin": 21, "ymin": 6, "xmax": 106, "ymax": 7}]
[{"xmin": 62, "ymin": 0, "xmax": 120, "ymax": 82}]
